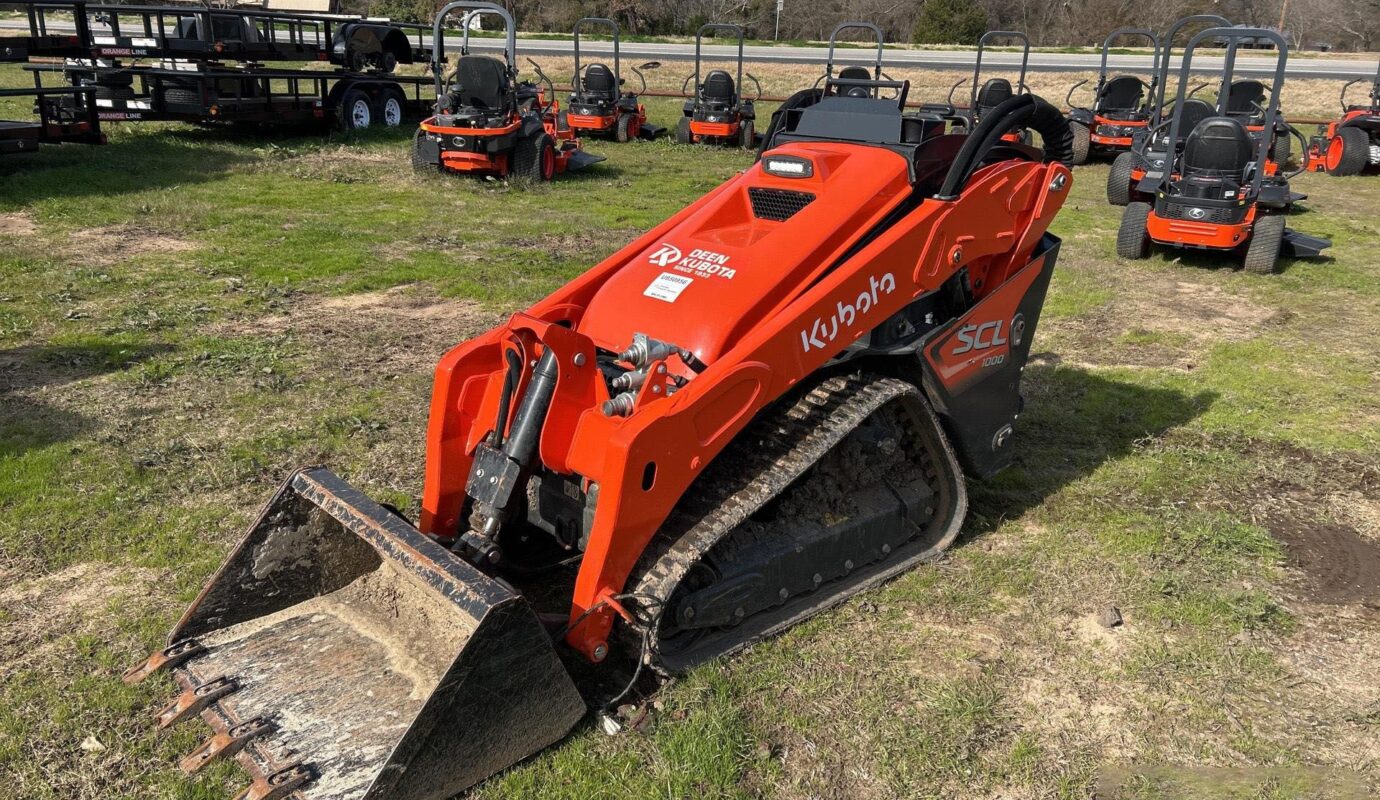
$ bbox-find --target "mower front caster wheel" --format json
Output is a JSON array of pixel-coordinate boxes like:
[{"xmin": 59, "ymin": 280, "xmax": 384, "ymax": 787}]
[
  {"xmin": 676, "ymin": 116, "xmax": 692, "ymax": 145},
  {"xmin": 1070, "ymin": 121, "xmax": 1090, "ymax": 165},
  {"xmin": 1108, "ymin": 151, "xmax": 1135, "ymax": 206},
  {"xmin": 739, "ymin": 119, "xmax": 755, "ymax": 150},
  {"xmin": 616, "ymin": 113, "xmax": 633, "ymax": 143},
  {"xmin": 1243, "ymin": 214, "xmax": 1285, "ymax": 274},
  {"xmin": 1116, "ymin": 202, "xmax": 1152, "ymax": 260}
]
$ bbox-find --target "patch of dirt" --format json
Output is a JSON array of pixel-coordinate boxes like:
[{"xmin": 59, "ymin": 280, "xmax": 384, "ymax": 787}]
[
  {"xmin": 1047, "ymin": 276, "xmax": 1277, "ymax": 370},
  {"xmin": 0, "ymin": 562, "xmax": 165, "ymax": 672},
  {"xmin": 1268, "ymin": 517, "xmax": 1380, "ymax": 605},
  {"xmin": 0, "ymin": 211, "xmax": 38, "ymax": 236},
  {"xmin": 64, "ymin": 225, "xmax": 199, "ymax": 266}
]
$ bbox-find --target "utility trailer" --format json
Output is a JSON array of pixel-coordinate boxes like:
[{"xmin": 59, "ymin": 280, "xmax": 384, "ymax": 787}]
[
  {"xmin": 77, "ymin": 2, "xmax": 429, "ymax": 72},
  {"xmin": 0, "ymin": 83, "xmax": 104, "ymax": 154},
  {"xmin": 0, "ymin": 1, "xmax": 93, "ymax": 61},
  {"xmin": 30, "ymin": 62, "xmax": 433, "ymax": 130}
]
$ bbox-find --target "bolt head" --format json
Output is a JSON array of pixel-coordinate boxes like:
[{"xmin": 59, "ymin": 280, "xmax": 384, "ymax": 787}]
[
  {"xmin": 844, "ymin": 559, "xmax": 854, "ymax": 571},
  {"xmin": 951, "ymin": 248, "xmax": 963, "ymax": 264},
  {"xmin": 1050, "ymin": 173, "xmax": 1068, "ymax": 191},
  {"xmin": 812, "ymin": 573, "xmax": 823, "ymax": 585},
  {"xmin": 573, "ymin": 352, "xmax": 587, "ymax": 367},
  {"xmin": 592, "ymin": 643, "xmax": 608, "ymax": 661},
  {"xmin": 778, "ymin": 588, "xmax": 789, "ymax": 601}
]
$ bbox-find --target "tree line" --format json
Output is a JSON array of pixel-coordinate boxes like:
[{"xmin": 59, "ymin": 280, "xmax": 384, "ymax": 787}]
[{"xmin": 359, "ymin": 0, "xmax": 1380, "ymax": 52}]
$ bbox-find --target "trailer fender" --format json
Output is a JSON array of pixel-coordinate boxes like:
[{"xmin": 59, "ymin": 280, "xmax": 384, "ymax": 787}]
[{"xmin": 334, "ymin": 23, "xmax": 414, "ymax": 69}]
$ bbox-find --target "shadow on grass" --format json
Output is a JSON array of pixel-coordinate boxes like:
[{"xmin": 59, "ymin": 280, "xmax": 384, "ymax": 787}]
[
  {"xmin": 0, "ymin": 341, "xmax": 169, "ymax": 457},
  {"xmin": 965, "ymin": 360, "xmax": 1217, "ymax": 536}
]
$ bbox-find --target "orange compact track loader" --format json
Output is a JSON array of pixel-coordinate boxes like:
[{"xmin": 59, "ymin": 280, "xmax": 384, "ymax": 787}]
[
  {"xmin": 1115, "ymin": 27, "xmax": 1329, "ymax": 274},
  {"xmin": 565, "ymin": 17, "xmax": 663, "ymax": 142},
  {"xmin": 674, "ymin": 23, "xmax": 760, "ymax": 148},
  {"xmin": 128, "ymin": 58, "xmax": 1077, "ymax": 799},
  {"xmin": 1306, "ymin": 60, "xmax": 1380, "ymax": 176},
  {"xmin": 412, "ymin": 2, "xmax": 603, "ymax": 180}
]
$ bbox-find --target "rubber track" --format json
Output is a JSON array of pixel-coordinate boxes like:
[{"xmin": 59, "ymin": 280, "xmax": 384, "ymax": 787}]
[{"xmin": 627, "ymin": 372, "xmax": 964, "ymax": 674}]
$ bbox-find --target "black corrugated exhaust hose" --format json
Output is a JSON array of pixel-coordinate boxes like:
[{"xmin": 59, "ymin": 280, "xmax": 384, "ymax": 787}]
[{"xmin": 937, "ymin": 94, "xmax": 1073, "ymax": 200}]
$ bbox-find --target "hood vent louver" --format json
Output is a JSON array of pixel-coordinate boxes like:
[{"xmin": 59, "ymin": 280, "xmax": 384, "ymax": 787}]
[{"xmin": 748, "ymin": 187, "xmax": 816, "ymax": 221}]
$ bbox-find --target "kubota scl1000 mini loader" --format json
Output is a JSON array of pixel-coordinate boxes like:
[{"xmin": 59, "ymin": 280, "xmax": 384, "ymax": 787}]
[{"xmin": 128, "ymin": 48, "xmax": 1077, "ymax": 800}]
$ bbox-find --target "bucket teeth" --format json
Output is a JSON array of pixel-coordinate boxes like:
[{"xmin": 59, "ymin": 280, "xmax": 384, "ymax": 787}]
[
  {"xmin": 122, "ymin": 639, "xmax": 205, "ymax": 685},
  {"xmin": 231, "ymin": 764, "xmax": 314, "ymax": 800},
  {"xmin": 178, "ymin": 717, "xmax": 273, "ymax": 775},
  {"xmin": 155, "ymin": 676, "xmax": 238, "ymax": 729}
]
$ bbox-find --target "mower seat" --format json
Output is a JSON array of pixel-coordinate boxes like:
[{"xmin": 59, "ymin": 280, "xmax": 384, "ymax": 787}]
[
  {"xmin": 581, "ymin": 63, "xmax": 618, "ymax": 101},
  {"xmin": 452, "ymin": 55, "xmax": 510, "ymax": 111},
  {"xmin": 976, "ymin": 79, "xmax": 1014, "ymax": 118},
  {"xmin": 1225, "ymin": 79, "xmax": 1267, "ymax": 121},
  {"xmin": 701, "ymin": 69, "xmax": 737, "ymax": 108},
  {"xmin": 1182, "ymin": 116, "xmax": 1254, "ymax": 179},
  {"xmin": 1097, "ymin": 75, "xmax": 1145, "ymax": 119},
  {"xmin": 836, "ymin": 66, "xmax": 872, "ymax": 98}
]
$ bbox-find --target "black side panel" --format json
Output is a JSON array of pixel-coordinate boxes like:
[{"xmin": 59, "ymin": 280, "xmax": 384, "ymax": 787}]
[{"xmin": 918, "ymin": 234, "xmax": 1060, "ymax": 478}]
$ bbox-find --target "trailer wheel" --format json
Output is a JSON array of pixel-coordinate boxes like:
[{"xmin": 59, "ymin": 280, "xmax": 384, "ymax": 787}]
[
  {"xmin": 1327, "ymin": 127, "xmax": 1369, "ymax": 176},
  {"xmin": 338, "ymin": 88, "xmax": 373, "ymax": 130},
  {"xmin": 1107, "ymin": 151, "xmax": 1135, "ymax": 206},
  {"xmin": 615, "ymin": 113, "xmax": 632, "ymax": 143},
  {"xmin": 377, "ymin": 89, "xmax": 404, "ymax": 128},
  {"xmin": 739, "ymin": 119, "xmax": 755, "ymax": 150},
  {"xmin": 380, "ymin": 51, "xmax": 399, "ymax": 74},
  {"xmin": 411, "ymin": 129, "xmax": 439, "ymax": 174},
  {"xmin": 1243, "ymin": 214, "xmax": 1285, "ymax": 274},
  {"xmin": 513, "ymin": 132, "xmax": 555, "ymax": 182},
  {"xmin": 1116, "ymin": 202, "xmax": 1152, "ymax": 260},
  {"xmin": 1069, "ymin": 121, "xmax": 1090, "ymax": 165},
  {"xmin": 675, "ymin": 116, "xmax": 692, "ymax": 145}
]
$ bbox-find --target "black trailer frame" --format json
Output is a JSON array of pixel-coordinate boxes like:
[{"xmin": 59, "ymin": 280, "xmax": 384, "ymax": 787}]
[
  {"xmin": 0, "ymin": 82, "xmax": 104, "ymax": 154},
  {"xmin": 1, "ymin": 1, "xmax": 93, "ymax": 61},
  {"xmin": 29, "ymin": 62, "xmax": 434, "ymax": 130}
]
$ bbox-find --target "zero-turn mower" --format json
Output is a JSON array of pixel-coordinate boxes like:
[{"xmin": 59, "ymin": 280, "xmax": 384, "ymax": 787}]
[
  {"xmin": 565, "ymin": 17, "xmax": 664, "ymax": 142},
  {"xmin": 412, "ymin": 2, "xmax": 603, "ymax": 180},
  {"xmin": 1106, "ymin": 14, "xmax": 1232, "ymax": 206},
  {"xmin": 1065, "ymin": 27, "xmax": 1162, "ymax": 165},
  {"xmin": 958, "ymin": 30, "xmax": 1031, "ymax": 143},
  {"xmin": 127, "ymin": 35, "xmax": 1078, "ymax": 800},
  {"xmin": 674, "ymin": 23, "xmax": 760, "ymax": 148},
  {"xmin": 1116, "ymin": 27, "xmax": 1329, "ymax": 274},
  {"xmin": 1306, "ymin": 60, "xmax": 1380, "ymax": 176}
]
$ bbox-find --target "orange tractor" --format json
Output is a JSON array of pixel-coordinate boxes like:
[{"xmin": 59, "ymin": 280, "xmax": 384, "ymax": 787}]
[
  {"xmin": 1065, "ymin": 27, "xmax": 1162, "ymax": 165},
  {"xmin": 1115, "ymin": 27, "xmax": 1328, "ymax": 274},
  {"xmin": 1306, "ymin": 61, "xmax": 1380, "ymax": 176},
  {"xmin": 674, "ymin": 23, "xmax": 760, "ymax": 148},
  {"xmin": 128, "ymin": 40, "xmax": 1077, "ymax": 800},
  {"xmin": 565, "ymin": 17, "xmax": 663, "ymax": 142},
  {"xmin": 412, "ymin": 2, "xmax": 602, "ymax": 180}
]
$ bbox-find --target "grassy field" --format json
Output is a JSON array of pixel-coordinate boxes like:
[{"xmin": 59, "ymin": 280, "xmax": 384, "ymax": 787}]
[{"xmin": 2, "ymin": 58, "xmax": 1379, "ymax": 800}]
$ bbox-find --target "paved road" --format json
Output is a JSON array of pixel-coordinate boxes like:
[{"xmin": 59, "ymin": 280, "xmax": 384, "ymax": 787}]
[{"xmin": 3, "ymin": 19, "xmax": 1375, "ymax": 79}]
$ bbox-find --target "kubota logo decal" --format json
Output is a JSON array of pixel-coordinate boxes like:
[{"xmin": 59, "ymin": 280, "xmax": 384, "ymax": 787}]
[
  {"xmin": 800, "ymin": 273, "xmax": 896, "ymax": 353},
  {"xmin": 647, "ymin": 243, "xmax": 737, "ymax": 279},
  {"xmin": 648, "ymin": 243, "xmax": 682, "ymax": 267}
]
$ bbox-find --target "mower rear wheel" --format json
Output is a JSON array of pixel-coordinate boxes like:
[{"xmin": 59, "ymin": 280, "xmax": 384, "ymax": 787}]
[
  {"xmin": 1116, "ymin": 202, "xmax": 1152, "ymax": 260},
  {"xmin": 1328, "ymin": 127, "xmax": 1369, "ymax": 176},
  {"xmin": 1069, "ymin": 121, "xmax": 1090, "ymax": 165},
  {"xmin": 675, "ymin": 116, "xmax": 692, "ymax": 145},
  {"xmin": 1243, "ymin": 214, "xmax": 1285, "ymax": 274},
  {"xmin": 615, "ymin": 113, "xmax": 632, "ymax": 143},
  {"xmin": 513, "ymin": 132, "xmax": 556, "ymax": 182},
  {"xmin": 739, "ymin": 119, "xmax": 755, "ymax": 150},
  {"xmin": 411, "ymin": 129, "xmax": 439, "ymax": 174},
  {"xmin": 1108, "ymin": 151, "xmax": 1135, "ymax": 206}
]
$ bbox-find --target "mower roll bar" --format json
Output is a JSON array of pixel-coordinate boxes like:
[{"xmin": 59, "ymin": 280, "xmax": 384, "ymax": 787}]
[
  {"xmin": 1066, "ymin": 27, "xmax": 1162, "ymax": 112},
  {"xmin": 572, "ymin": 17, "xmax": 618, "ymax": 95},
  {"xmin": 1150, "ymin": 14, "xmax": 1232, "ymax": 128},
  {"xmin": 690, "ymin": 22, "xmax": 745, "ymax": 103},
  {"xmin": 971, "ymin": 30, "xmax": 1029, "ymax": 112},
  {"xmin": 1160, "ymin": 26, "xmax": 1288, "ymax": 199},
  {"xmin": 1337, "ymin": 61, "xmax": 1380, "ymax": 111},
  {"xmin": 431, "ymin": 1, "xmax": 515, "ymax": 98}
]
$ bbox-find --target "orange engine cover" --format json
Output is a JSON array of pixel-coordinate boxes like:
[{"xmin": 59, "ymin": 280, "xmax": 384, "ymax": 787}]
[{"xmin": 578, "ymin": 142, "xmax": 914, "ymax": 366}]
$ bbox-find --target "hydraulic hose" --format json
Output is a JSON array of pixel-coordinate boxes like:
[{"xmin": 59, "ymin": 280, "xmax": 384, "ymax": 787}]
[{"xmin": 937, "ymin": 94, "xmax": 1073, "ymax": 200}]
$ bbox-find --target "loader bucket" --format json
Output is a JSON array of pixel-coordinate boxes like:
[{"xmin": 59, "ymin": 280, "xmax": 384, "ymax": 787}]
[{"xmin": 127, "ymin": 467, "xmax": 586, "ymax": 800}]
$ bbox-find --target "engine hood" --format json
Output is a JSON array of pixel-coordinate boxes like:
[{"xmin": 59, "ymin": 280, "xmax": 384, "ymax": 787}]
[{"xmin": 578, "ymin": 141, "xmax": 914, "ymax": 365}]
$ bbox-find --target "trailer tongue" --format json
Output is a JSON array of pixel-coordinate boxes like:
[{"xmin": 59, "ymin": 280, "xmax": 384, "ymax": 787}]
[{"xmin": 126, "ymin": 468, "xmax": 583, "ymax": 800}]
